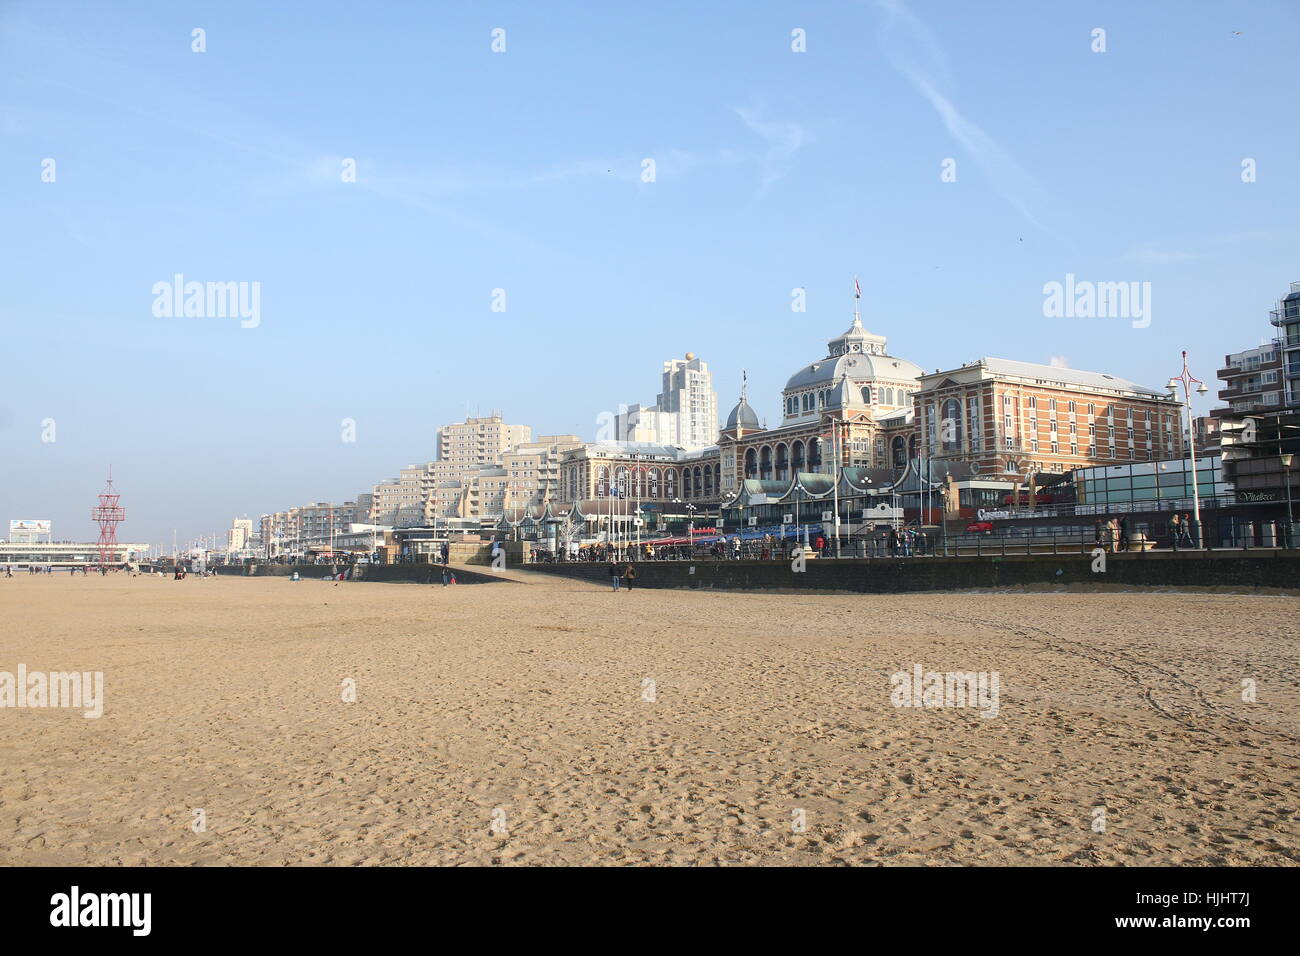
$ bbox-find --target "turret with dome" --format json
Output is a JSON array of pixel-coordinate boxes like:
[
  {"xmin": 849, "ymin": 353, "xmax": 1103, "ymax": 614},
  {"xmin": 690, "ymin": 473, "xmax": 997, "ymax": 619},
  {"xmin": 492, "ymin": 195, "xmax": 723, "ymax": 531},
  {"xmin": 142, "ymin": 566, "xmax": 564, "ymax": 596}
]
[{"xmin": 780, "ymin": 313, "xmax": 925, "ymax": 424}]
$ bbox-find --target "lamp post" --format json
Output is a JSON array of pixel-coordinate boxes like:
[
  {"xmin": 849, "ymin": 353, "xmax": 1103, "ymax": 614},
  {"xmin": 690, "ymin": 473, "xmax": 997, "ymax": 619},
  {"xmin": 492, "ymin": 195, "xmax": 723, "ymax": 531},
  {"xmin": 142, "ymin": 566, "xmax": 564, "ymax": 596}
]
[
  {"xmin": 1282, "ymin": 453, "xmax": 1295, "ymax": 539},
  {"xmin": 1167, "ymin": 351, "xmax": 1210, "ymax": 548}
]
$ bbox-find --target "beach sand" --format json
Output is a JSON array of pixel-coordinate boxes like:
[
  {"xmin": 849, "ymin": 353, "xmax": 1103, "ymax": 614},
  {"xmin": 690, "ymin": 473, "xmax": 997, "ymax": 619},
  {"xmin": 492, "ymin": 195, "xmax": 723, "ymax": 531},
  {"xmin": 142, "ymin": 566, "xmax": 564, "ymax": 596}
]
[{"xmin": 1, "ymin": 571, "xmax": 1296, "ymax": 866}]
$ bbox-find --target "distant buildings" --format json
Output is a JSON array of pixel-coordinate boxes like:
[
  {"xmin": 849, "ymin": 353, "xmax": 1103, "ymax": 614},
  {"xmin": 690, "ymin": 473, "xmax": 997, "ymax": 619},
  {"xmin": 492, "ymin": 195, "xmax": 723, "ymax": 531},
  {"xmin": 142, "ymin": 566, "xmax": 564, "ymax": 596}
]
[
  {"xmin": 1213, "ymin": 280, "xmax": 1300, "ymax": 517},
  {"xmin": 227, "ymin": 518, "xmax": 253, "ymax": 551},
  {"xmin": 251, "ymin": 282, "xmax": 1300, "ymax": 554},
  {"xmin": 614, "ymin": 353, "xmax": 719, "ymax": 449}
]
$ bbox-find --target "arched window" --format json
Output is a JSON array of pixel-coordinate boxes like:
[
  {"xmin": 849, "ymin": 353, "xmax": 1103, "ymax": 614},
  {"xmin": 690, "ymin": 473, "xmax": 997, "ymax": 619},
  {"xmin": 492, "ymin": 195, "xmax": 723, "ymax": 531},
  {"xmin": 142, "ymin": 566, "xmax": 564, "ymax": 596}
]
[
  {"xmin": 649, "ymin": 468, "xmax": 661, "ymax": 498},
  {"xmin": 941, "ymin": 398, "xmax": 963, "ymax": 451},
  {"xmin": 808, "ymin": 438, "xmax": 823, "ymax": 469},
  {"xmin": 614, "ymin": 466, "xmax": 629, "ymax": 498},
  {"xmin": 792, "ymin": 440, "xmax": 805, "ymax": 472},
  {"xmin": 597, "ymin": 466, "xmax": 609, "ymax": 497},
  {"xmin": 1005, "ymin": 459, "xmax": 1019, "ymax": 475},
  {"xmin": 776, "ymin": 443, "xmax": 789, "ymax": 481},
  {"xmin": 862, "ymin": 386, "xmax": 873, "ymax": 404},
  {"xmin": 759, "ymin": 446, "xmax": 773, "ymax": 478},
  {"xmin": 703, "ymin": 466, "xmax": 713, "ymax": 497},
  {"xmin": 666, "ymin": 468, "xmax": 677, "ymax": 499},
  {"xmin": 632, "ymin": 467, "xmax": 644, "ymax": 499},
  {"xmin": 693, "ymin": 466, "xmax": 704, "ymax": 498},
  {"xmin": 891, "ymin": 437, "xmax": 907, "ymax": 469},
  {"xmin": 744, "ymin": 448, "xmax": 757, "ymax": 479},
  {"xmin": 713, "ymin": 462, "xmax": 720, "ymax": 494}
]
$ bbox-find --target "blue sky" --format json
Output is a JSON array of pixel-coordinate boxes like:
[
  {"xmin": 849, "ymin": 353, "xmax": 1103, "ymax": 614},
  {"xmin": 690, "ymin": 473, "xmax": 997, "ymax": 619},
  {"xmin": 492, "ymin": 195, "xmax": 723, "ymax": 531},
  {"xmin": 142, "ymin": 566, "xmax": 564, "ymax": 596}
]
[{"xmin": 1, "ymin": 0, "xmax": 1297, "ymax": 548}]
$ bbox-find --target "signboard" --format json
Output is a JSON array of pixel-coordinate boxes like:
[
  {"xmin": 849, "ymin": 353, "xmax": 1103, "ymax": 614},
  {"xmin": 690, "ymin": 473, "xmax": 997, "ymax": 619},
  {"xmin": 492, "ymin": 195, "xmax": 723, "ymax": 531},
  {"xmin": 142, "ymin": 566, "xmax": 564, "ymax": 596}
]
[
  {"xmin": 977, "ymin": 509, "xmax": 1011, "ymax": 521},
  {"xmin": 1237, "ymin": 491, "xmax": 1278, "ymax": 503},
  {"xmin": 10, "ymin": 520, "xmax": 51, "ymax": 535},
  {"xmin": 821, "ymin": 511, "xmax": 834, "ymax": 522},
  {"xmin": 782, "ymin": 514, "xmax": 793, "ymax": 524},
  {"xmin": 748, "ymin": 516, "xmax": 758, "ymax": 526}
]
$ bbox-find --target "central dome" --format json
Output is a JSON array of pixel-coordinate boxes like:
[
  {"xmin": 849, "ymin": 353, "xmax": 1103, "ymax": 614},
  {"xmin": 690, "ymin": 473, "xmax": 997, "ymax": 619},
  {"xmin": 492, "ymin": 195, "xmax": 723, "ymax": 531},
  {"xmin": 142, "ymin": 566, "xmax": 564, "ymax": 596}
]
[{"xmin": 781, "ymin": 315, "xmax": 925, "ymax": 422}]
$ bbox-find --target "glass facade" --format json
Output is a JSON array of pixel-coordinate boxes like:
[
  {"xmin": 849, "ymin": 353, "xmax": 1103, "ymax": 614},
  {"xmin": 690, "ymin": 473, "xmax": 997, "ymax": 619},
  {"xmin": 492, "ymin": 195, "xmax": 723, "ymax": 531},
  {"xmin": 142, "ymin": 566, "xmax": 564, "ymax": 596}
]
[{"xmin": 1075, "ymin": 456, "xmax": 1231, "ymax": 512}]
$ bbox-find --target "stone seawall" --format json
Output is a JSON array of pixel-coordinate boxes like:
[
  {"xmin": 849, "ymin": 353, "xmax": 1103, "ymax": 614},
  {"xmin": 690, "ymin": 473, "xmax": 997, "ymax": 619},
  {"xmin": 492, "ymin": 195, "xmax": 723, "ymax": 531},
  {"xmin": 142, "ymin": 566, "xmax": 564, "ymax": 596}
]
[
  {"xmin": 215, "ymin": 563, "xmax": 513, "ymax": 585},
  {"xmin": 521, "ymin": 551, "xmax": 1300, "ymax": 593}
]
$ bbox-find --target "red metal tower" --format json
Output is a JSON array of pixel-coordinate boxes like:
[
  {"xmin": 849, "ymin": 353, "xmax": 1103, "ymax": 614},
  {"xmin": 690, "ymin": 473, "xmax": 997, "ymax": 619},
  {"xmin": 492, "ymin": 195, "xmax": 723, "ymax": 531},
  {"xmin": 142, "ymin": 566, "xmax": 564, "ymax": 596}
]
[{"xmin": 91, "ymin": 468, "xmax": 126, "ymax": 569}]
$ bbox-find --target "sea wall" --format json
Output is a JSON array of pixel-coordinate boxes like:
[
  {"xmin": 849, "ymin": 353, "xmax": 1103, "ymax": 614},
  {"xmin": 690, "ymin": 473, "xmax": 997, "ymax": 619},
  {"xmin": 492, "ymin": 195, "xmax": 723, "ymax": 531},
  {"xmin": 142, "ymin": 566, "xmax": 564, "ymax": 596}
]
[
  {"xmin": 216, "ymin": 563, "xmax": 512, "ymax": 585},
  {"xmin": 520, "ymin": 551, "xmax": 1300, "ymax": 593}
]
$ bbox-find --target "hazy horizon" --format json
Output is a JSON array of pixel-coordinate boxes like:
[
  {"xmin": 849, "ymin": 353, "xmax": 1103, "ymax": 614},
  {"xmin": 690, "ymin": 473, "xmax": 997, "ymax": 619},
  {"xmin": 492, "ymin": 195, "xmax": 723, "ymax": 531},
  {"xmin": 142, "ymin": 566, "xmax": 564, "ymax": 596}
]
[{"xmin": 2, "ymin": 0, "xmax": 1297, "ymax": 548}]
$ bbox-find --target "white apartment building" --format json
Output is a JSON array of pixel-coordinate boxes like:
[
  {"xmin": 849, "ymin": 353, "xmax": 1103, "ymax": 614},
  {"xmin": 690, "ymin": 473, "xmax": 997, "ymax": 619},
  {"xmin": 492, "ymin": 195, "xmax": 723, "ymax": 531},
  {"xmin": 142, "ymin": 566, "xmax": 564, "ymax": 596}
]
[
  {"xmin": 613, "ymin": 353, "xmax": 719, "ymax": 450},
  {"xmin": 436, "ymin": 414, "xmax": 532, "ymax": 469}
]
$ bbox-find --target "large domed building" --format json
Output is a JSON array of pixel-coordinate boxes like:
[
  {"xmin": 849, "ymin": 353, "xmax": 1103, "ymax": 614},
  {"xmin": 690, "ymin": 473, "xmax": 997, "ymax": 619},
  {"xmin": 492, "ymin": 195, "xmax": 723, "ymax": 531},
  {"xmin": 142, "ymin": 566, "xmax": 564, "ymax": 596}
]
[{"xmin": 717, "ymin": 312, "xmax": 925, "ymax": 495}]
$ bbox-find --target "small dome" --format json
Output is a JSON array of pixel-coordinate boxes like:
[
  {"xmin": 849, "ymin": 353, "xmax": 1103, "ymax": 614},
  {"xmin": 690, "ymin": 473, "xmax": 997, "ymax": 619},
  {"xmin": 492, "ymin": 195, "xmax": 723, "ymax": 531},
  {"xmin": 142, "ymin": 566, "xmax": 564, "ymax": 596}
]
[{"xmin": 726, "ymin": 398, "xmax": 760, "ymax": 430}]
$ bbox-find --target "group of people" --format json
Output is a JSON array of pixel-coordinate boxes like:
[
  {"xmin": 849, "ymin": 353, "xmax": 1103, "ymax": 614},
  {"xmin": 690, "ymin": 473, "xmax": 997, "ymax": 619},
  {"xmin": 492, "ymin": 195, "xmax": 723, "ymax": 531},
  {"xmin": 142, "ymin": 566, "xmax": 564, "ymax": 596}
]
[{"xmin": 1092, "ymin": 514, "xmax": 1195, "ymax": 552}]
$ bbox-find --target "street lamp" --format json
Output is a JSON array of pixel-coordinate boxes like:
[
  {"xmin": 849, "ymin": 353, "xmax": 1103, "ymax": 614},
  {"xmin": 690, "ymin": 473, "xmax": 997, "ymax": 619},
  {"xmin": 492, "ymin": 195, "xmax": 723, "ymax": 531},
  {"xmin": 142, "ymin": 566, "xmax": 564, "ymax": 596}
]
[
  {"xmin": 1167, "ymin": 350, "xmax": 1210, "ymax": 548},
  {"xmin": 1282, "ymin": 453, "xmax": 1295, "ymax": 538}
]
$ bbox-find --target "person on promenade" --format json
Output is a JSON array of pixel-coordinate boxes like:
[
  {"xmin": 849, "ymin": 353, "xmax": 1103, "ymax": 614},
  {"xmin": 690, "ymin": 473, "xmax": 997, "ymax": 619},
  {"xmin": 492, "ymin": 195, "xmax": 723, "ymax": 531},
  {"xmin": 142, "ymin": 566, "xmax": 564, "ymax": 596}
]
[
  {"xmin": 1181, "ymin": 513, "xmax": 1194, "ymax": 548},
  {"xmin": 1169, "ymin": 513, "xmax": 1181, "ymax": 551},
  {"xmin": 607, "ymin": 559, "xmax": 621, "ymax": 591},
  {"xmin": 731, "ymin": 536, "xmax": 741, "ymax": 561},
  {"xmin": 622, "ymin": 561, "xmax": 637, "ymax": 591},
  {"xmin": 1118, "ymin": 516, "xmax": 1130, "ymax": 552},
  {"xmin": 1094, "ymin": 520, "xmax": 1104, "ymax": 550}
]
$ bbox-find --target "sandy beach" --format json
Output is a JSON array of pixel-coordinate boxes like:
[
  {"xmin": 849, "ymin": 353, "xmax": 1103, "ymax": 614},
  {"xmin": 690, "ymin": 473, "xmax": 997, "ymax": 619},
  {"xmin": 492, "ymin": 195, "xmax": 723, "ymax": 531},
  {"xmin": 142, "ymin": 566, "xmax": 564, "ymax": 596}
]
[{"xmin": 1, "ymin": 571, "xmax": 1296, "ymax": 866}]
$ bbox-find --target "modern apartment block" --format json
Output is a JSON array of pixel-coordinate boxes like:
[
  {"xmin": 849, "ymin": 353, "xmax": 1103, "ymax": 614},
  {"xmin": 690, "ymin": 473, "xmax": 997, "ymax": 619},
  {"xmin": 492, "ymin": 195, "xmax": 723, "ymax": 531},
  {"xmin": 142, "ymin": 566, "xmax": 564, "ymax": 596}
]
[
  {"xmin": 1271, "ymin": 281, "xmax": 1300, "ymax": 409},
  {"xmin": 1213, "ymin": 281, "xmax": 1300, "ymax": 516},
  {"xmin": 227, "ymin": 517, "xmax": 253, "ymax": 551},
  {"xmin": 613, "ymin": 353, "xmax": 719, "ymax": 449},
  {"xmin": 1215, "ymin": 341, "xmax": 1283, "ymax": 416},
  {"xmin": 453, "ymin": 434, "xmax": 585, "ymax": 520},
  {"xmin": 436, "ymin": 414, "xmax": 532, "ymax": 470},
  {"xmin": 914, "ymin": 357, "xmax": 1185, "ymax": 478},
  {"xmin": 659, "ymin": 353, "xmax": 719, "ymax": 449},
  {"xmin": 259, "ymin": 500, "xmax": 362, "ymax": 557}
]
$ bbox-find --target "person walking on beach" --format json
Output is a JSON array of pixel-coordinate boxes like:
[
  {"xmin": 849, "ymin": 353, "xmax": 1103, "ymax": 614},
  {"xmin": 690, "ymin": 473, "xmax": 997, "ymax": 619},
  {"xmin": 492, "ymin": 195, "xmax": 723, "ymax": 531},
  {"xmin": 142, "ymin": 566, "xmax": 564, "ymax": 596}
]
[
  {"xmin": 622, "ymin": 561, "xmax": 637, "ymax": 591},
  {"xmin": 607, "ymin": 559, "xmax": 621, "ymax": 591},
  {"xmin": 441, "ymin": 566, "xmax": 451, "ymax": 587}
]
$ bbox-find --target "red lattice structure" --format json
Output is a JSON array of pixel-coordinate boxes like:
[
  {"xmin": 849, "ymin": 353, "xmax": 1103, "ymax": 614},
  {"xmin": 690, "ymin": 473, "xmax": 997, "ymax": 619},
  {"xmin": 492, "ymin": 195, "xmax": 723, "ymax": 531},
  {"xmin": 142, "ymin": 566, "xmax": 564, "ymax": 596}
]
[{"xmin": 91, "ymin": 468, "xmax": 126, "ymax": 569}]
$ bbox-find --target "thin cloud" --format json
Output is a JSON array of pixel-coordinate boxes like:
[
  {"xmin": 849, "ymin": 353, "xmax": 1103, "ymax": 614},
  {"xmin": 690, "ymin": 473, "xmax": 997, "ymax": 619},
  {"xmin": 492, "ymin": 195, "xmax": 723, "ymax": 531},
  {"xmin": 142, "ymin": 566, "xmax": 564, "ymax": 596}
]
[
  {"xmin": 733, "ymin": 107, "xmax": 806, "ymax": 192},
  {"xmin": 877, "ymin": 0, "xmax": 1046, "ymax": 229}
]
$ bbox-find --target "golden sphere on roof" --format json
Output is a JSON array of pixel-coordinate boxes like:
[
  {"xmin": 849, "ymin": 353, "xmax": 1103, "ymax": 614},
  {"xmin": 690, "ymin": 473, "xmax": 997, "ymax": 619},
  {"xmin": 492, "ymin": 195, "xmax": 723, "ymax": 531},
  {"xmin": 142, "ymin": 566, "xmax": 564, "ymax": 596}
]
[{"xmin": 685, "ymin": 351, "xmax": 695, "ymax": 361}]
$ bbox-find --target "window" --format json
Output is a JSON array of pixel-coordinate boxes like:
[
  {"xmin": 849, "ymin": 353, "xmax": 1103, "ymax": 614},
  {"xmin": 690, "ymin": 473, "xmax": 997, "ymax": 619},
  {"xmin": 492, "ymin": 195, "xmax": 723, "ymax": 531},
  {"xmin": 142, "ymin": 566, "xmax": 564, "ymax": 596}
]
[
  {"xmin": 1068, "ymin": 400, "xmax": 1076, "ymax": 413},
  {"xmin": 1049, "ymin": 398, "xmax": 1058, "ymax": 411},
  {"xmin": 1005, "ymin": 436, "xmax": 1015, "ymax": 449},
  {"xmin": 1050, "ymin": 441, "xmax": 1059, "ymax": 453},
  {"xmin": 1028, "ymin": 396, "xmax": 1037, "ymax": 410}
]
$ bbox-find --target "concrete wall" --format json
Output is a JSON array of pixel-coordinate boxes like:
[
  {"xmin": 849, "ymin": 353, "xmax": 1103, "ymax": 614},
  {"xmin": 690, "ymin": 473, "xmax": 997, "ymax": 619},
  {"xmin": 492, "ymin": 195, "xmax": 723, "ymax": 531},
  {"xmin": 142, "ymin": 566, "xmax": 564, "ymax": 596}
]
[
  {"xmin": 522, "ymin": 552, "xmax": 1300, "ymax": 593},
  {"xmin": 216, "ymin": 563, "xmax": 512, "ymax": 585}
]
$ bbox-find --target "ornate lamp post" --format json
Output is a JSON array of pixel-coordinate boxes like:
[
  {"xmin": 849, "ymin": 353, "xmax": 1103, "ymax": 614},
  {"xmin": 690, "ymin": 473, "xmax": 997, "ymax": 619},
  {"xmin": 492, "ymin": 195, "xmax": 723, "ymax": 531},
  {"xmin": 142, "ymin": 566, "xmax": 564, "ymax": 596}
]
[{"xmin": 1167, "ymin": 351, "xmax": 1210, "ymax": 548}]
